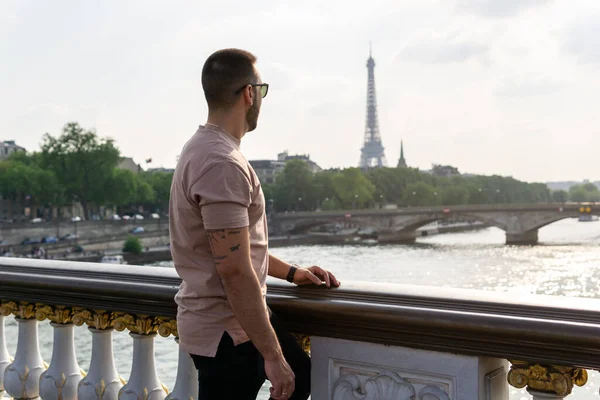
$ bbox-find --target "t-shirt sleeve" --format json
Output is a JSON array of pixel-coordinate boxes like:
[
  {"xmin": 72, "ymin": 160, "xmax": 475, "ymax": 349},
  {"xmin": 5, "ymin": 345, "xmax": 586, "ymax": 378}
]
[{"xmin": 189, "ymin": 161, "xmax": 252, "ymax": 229}]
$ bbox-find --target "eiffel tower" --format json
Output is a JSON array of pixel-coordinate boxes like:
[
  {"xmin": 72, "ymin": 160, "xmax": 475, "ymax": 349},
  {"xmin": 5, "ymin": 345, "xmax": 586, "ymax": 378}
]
[{"xmin": 359, "ymin": 46, "xmax": 386, "ymax": 169}]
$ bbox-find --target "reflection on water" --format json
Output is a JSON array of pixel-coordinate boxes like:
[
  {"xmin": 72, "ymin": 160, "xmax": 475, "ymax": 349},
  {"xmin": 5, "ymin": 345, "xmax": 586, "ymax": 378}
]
[{"xmin": 3, "ymin": 219, "xmax": 599, "ymax": 399}]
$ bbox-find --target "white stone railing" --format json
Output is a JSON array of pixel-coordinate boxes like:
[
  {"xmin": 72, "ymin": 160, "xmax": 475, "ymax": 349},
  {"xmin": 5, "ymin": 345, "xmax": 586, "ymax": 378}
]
[
  {"xmin": 0, "ymin": 258, "xmax": 195, "ymax": 400},
  {"xmin": 2, "ymin": 257, "xmax": 600, "ymax": 399}
]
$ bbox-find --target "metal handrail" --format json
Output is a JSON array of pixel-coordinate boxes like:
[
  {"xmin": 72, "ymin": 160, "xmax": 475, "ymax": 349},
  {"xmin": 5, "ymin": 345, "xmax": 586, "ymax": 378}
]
[{"xmin": 2, "ymin": 257, "xmax": 600, "ymax": 369}]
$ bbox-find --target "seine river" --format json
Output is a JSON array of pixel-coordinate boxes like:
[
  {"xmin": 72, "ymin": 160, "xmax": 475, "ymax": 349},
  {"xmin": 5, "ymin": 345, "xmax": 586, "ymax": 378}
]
[{"xmin": 3, "ymin": 219, "xmax": 600, "ymax": 399}]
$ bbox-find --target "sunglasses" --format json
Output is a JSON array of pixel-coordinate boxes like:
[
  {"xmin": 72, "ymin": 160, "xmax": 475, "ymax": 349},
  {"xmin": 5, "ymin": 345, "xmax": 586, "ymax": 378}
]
[{"xmin": 235, "ymin": 83, "xmax": 269, "ymax": 98}]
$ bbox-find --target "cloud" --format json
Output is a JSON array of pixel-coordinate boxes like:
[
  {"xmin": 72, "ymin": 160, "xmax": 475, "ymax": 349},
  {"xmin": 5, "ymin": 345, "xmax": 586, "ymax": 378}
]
[
  {"xmin": 495, "ymin": 77, "xmax": 564, "ymax": 97},
  {"xmin": 563, "ymin": 13, "xmax": 600, "ymax": 64},
  {"xmin": 456, "ymin": 0, "xmax": 552, "ymax": 18},
  {"xmin": 399, "ymin": 37, "xmax": 487, "ymax": 64}
]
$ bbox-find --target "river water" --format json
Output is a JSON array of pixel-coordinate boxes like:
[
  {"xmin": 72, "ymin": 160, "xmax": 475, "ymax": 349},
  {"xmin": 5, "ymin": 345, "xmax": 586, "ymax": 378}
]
[{"xmin": 3, "ymin": 219, "xmax": 600, "ymax": 399}]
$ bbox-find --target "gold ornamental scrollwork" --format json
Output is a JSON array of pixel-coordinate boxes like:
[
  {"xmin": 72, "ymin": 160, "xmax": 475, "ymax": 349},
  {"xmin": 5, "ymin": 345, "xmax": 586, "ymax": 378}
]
[
  {"xmin": 508, "ymin": 360, "xmax": 588, "ymax": 396},
  {"xmin": 113, "ymin": 313, "xmax": 159, "ymax": 335},
  {"xmin": 290, "ymin": 333, "xmax": 311, "ymax": 355},
  {"xmin": 0, "ymin": 301, "xmax": 18, "ymax": 316},
  {"xmin": 157, "ymin": 318, "xmax": 178, "ymax": 338},
  {"xmin": 72, "ymin": 309, "xmax": 114, "ymax": 330},
  {"xmin": 35, "ymin": 304, "xmax": 73, "ymax": 324},
  {"xmin": 1, "ymin": 301, "xmax": 37, "ymax": 319}
]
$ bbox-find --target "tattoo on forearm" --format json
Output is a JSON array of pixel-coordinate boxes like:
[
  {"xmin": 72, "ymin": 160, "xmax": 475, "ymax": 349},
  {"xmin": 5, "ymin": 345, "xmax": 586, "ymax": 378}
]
[{"xmin": 230, "ymin": 244, "xmax": 240, "ymax": 252}]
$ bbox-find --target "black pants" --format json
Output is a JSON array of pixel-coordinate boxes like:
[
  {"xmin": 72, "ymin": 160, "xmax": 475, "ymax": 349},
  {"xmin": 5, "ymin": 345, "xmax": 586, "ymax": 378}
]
[{"xmin": 191, "ymin": 312, "xmax": 311, "ymax": 400}]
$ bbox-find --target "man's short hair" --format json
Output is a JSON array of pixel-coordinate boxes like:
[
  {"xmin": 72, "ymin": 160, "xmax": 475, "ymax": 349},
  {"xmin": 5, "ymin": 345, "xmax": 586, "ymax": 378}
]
[{"xmin": 202, "ymin": 49, "xmax": 257, "ymax": 110}]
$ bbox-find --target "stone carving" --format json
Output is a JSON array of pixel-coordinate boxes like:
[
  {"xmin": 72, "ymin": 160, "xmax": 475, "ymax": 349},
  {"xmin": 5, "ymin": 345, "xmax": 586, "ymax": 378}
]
[
  {"xmin": 333, "ymin": 370, "xmax": 450, "ymax": 400},
  {"xmin": 419, "ymin": 385, "xmax": 451, "ymax": 400},
  {"xmin": 508, "ymin": 361, "xmax": 587, "ymax": 396}
]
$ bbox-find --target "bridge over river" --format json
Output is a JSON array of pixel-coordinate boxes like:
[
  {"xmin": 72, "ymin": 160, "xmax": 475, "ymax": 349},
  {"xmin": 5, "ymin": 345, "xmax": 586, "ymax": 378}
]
[{"xmin": 270, "ymin": 203, "xmax": 600, "ymax": 245}]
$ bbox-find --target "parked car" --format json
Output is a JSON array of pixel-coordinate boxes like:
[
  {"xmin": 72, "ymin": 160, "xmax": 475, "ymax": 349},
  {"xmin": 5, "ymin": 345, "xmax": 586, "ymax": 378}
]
[
  {"xmin": 131, "ymin": 226, "xmax": 145, "ymax": 234},
  {"xmin": 31, "ymin": 218, "xmax": 43, "ymax": 223},
  {"xmin": 122, "ymin": 215, "xmax": 131, "ymax": 220},
  {"xmin": 71, "ymin": 216, "xmax": 82, "ymax": 222},
  {"xmin": 60, "ymin": 234, "xmax": 79, "ymax": 241},
  {"xmin": 21, "ymin": 237, "xmax": 41, "ymax": 245},
  {"xmin": 41, "ymin": 236, "xmax": 58, "ymax": 244},
  {"xmin": 133, "ymin": 214, "xmax": 144, "ymax": 220},
  {"xmin": 151, "ymin": 213, "xmax": 160, "ymax": 219},
  {"xmin": 110, "ymin": 214, "xmax": 121, "ymax": 220},
  {"xmin": 100, "ymin": 255, "xmax": 127, "ymax": 265}
]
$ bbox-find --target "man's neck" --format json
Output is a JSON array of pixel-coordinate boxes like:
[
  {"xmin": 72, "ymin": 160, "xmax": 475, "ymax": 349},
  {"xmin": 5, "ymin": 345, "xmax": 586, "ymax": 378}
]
[{"xmin": 206, "ymin": 112, "xmax": 246, "ymax": 141}]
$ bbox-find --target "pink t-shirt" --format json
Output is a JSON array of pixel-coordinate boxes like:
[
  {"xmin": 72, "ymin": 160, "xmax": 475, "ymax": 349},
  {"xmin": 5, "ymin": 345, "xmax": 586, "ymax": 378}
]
[{"xmin": 169, "ymin": 124, "xmax": 269, "ymax": 357}]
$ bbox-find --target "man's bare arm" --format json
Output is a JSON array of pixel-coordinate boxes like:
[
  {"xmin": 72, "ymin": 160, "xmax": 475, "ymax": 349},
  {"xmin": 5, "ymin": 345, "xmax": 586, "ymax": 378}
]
[{"xmin": 207, "ymin": 227, "xmax": 282, "ymax": 361}]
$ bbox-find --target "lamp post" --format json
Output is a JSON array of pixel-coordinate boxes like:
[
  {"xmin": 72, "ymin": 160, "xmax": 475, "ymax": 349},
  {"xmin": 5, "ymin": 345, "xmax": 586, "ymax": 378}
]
[{"xmin": 353, "ymin": 194, "xmax": 358, "ymax": 210}]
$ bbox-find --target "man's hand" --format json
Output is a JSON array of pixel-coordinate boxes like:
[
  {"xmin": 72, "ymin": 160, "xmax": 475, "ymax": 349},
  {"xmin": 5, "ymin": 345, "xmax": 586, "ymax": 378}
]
[
  {"xmin": 265, "ymin": 356, "xmax": 295, "ymax": 400},
  {"xmin": 293, "ymin": 266, "xmax": 341, "ymax": 288}
]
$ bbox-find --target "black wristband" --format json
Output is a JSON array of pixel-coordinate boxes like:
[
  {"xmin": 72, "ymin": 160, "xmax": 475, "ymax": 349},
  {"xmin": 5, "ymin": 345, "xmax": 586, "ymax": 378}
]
[{"xmin": 286, "ymin": 265, "xmax": 298, "ymax": 283}]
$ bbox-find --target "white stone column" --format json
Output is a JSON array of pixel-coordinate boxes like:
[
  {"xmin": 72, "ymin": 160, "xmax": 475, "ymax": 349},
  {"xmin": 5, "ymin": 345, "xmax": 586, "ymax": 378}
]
[
  {"xmin": 78, "ymin": 327, "xmax": 123, "ymax": 400},
  {"xmin": 165, "ymin": 338, "xmax": 197, "ymax": 400},
  {"xmin": 118, "ymin": 333, "xmax": 166, "ymax": 400},
  {"xmin": 0, "ymin": 315, "xmax": 12, "ymax": 399},
  {"xmin": 3, "ymin": 318, "xmax": 46, "ymax": 400},
  {"xmin": 528, "ymin": 389, "xmax": 566, "ymax": 399},
  {"xmin": 39, "ymin": 322, "xmax": 83, "ymax": 400}
]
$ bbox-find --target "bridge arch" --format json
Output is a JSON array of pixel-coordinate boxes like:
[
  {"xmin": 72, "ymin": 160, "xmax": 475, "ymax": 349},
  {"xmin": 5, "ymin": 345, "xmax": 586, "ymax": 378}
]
[{"xmin": 394, "ymin": 212, "xmax": 505, "ymax": 234}]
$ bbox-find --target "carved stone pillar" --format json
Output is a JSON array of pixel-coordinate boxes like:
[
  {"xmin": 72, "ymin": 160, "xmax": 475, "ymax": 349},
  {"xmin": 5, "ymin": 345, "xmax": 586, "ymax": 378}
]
[
  {"xmin": 508, "ymin": 361, "xmax": 588, "ymax": 398},
  {"xmin": 114, "ymin": 314, "xmax": 168, "ymax": 400},
  {"xmin": 119, "ymin": 333, "xmax": 166, "ymax": 400},
  {"xmin": 0, "ymin": 315, "xmax": 12, "ymax": 399},
  {"xmin": 164, "ymin": 338, "xmax": 197, "ymax": 400},
  {"xmin": 37, "ymin": 305, "xmax": 84, "ymax": 400},
  {"xmin": 74, "ymin": 310, "xmax": 123, "ymax": 400},
  {"xmin": 39, "ymin": 323, "xmax": 83, "ymax": 400},
  {"xmin": 1, "ymin": 302, "xmax": 46, "ymax": 400}
]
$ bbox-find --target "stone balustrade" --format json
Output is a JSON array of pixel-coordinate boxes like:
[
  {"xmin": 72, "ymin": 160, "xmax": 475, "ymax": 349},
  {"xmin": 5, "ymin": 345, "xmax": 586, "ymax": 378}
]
[{"xmin": 2, "ymin": 257, "xmax": 600, "ymax": 399}]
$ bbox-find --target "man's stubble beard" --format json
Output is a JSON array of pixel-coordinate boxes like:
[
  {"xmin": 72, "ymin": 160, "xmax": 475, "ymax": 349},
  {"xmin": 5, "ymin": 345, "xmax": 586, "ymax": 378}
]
[{"xmin": 246, "ymin": 101, "xmax": 260, "ymax": 132}]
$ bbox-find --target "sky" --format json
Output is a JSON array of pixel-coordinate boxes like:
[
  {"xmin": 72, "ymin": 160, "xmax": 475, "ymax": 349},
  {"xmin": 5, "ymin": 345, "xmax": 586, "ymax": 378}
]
[{"xmin": 1, "ymin": 0, "xmax": 599, "ymax": 183}]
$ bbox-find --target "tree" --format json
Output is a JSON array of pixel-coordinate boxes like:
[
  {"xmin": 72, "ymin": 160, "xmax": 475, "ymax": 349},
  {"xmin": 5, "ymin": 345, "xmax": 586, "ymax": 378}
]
[
  {"xmin": 331, "ymin": 168, "xmax": 376, "ymax": 209},
  {"xmin": 105, "ymin": 169, "xmax": 138, "ymax": 210},
  {"xmin": 569, "ymin": 186, "xmax": 588, "ymax": 202},
  {"xmin": 552, "ymin": 190, "xmax": 568, "ymax": 203},
  {"xmin": 273, "ymin": 160, "xmax": 316, "ymax": 211},
  {"xmin": 442, "ymin": 185, "xmax": 469, "ymax": 205},
  {"xmin": 0, "ymin": 157, "xmax": 62, "ymax": 219},
  {"xmin": 123, "ymin": 236, "xmax": 142, "ymax": 254},
  {"xmin": 402, "ymin": 182, "xmax": 439, "ymax": 206},
  {"xmin": 39, "ymin": 122, "xmax": 121, "ymax": 218},
  {"xmin": 142, "ymin": 171, "xmax": 173, "ymax": 213}
]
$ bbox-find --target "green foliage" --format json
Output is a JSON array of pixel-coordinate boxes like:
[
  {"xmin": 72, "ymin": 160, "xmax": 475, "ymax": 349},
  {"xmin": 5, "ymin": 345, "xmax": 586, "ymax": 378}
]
[
  {"xmin": 569, "ymin": 184, "xmax": 600, "ymax": 202},
  {"xmin": 402, "ymin": 182, "xmax": 440, "ymax": 206},
  {"xmin": 552, "ymin": 190, "xmax": 569, "ymax": 203},
  {"xmin": 123, "ymin": 236, "xmax": 142, "ymax": 254},
  {"xmin": 331, "ymin": 168, "xmax": 376, "ymax": 208},
  {"xmin": 1, "ymin": 121, "xmax": 594, "ymax": 217},
  {"xmin": 272, "ymin": 160, "xmax": 316, "ymax": 211},
  {"xmin": 39, "ymin": 122, "xmax": 121, "ymax": 217}
]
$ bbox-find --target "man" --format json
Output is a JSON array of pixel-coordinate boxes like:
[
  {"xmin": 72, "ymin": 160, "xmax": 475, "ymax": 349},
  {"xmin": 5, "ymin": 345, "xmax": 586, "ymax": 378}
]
[{"xmin": 169, "ymin": 48, "xmax": 340, "ymax": 400}]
